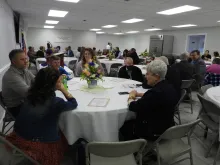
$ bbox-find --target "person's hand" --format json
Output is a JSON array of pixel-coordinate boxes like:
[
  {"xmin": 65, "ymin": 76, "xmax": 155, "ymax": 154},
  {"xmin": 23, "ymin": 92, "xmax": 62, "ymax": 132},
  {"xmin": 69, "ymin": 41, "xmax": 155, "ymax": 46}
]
[
  {"xmin": 130, "ymin": 90, "xmax": 137, "ymax": 97},
  {"xmin": 56, "ymin": 75, "xmax": 65, "ymax": 91},
  {"xmin": 129, "ymin": 90, "xmax": 137, "ymax": 99}
]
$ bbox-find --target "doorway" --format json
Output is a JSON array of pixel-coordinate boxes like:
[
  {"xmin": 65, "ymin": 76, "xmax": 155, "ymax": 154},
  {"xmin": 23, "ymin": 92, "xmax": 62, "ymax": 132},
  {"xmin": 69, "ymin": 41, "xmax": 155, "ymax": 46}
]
[{"xmin": 186, "ymin": 34, "xmax": 206, "ymax": 54}]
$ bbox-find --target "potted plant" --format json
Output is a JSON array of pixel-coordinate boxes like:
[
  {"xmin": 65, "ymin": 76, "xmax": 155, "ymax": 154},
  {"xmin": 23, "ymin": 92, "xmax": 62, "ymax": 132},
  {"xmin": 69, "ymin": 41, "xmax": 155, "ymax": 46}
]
[{"xmin": 80, "ymin": 61, "xmax": 103, "ymax": 88}]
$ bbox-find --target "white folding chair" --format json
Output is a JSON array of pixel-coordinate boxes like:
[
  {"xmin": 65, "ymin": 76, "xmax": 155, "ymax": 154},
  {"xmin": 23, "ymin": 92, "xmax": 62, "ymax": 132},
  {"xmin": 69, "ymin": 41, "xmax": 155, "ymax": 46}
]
[
  {"xmin": 174, "ymin": 89, "xmax": 187, "ymax": 125},
  {"xmin": 181, "ymin": 79, "xmax": 195, "ymax": 114},
  {"xmin": 200, "ymin": 84, "xmax": 213, "ymax": 95},
  {"xmin": 0, "ymin": 133, "xmax": 40, "ymax": 165},
  {"xmin": 0, "ymin": 92, "xmax": 15, "ymax": 135},
  {"xmin": 197, "ymin": 94, "xmax": 220, "ymax": 165},
  {"xmin": 86, "ymin": 139, "xmax": 147, "ymax": 165},
  {"xmin": 144, "ymin": 120, "xmax": 201, "ymax": 165}
]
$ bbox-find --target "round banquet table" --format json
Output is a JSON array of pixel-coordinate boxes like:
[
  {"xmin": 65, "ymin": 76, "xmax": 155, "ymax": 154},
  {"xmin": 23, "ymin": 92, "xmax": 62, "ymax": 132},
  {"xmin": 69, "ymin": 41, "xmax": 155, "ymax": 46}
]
[
  {"xmin": 57, "ymin": 77, "xmax": 148, "ymax": 145},
  {"xmin": 205, "ymin": 86, "xmax": 220, "ymax": 140},
  {"xmin": 99, "ymin": 59, "xmax": 124, "ymax": 74}
]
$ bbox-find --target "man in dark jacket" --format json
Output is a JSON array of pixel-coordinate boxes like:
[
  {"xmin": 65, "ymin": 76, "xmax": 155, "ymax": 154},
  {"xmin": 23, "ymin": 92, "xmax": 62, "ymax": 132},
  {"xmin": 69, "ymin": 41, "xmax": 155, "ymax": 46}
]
[
  {"xmin": 118, "ymin": 57, "xmax": 143, "ymax": 82},
  {"xmin": 143, "ymin": 57, "xmax": 181, "ymax": 99},
  {"xmin": 120, "ymin": 60, "xmax": 178, "ymax": 141},
  {"xmin": 128, "ymin": 48, "xmax": 140, "ymax": 65},
  {"xmin": 36, "ymin": 46, "xmax": 45, "ymax": 58},
  {"xmin": 172, "ymin": 53, "xmax": 195, "ymax": 80}
]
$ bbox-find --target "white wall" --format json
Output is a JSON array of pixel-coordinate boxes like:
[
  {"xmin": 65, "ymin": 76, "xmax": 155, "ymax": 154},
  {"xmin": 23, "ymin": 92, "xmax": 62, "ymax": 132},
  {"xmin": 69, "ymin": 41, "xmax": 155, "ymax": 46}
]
[
  {"xmin": 162, "ymin": 27, "xmax": 220, "ymax": 55},
  {"xmin": 96, "ymin": 34, "xmax": 121, "ymax": 50},
  {"xmin": 0, "ymin": 0, "xmax": 16, "ymax": 69},
  {"xmin": 27, "ymin": 26, "xmax": 220, "ymax": 56},
  {"xmin": 0, "ymin": 0, "xmax": 18, "ymax": 123},
  {"xmin": 96, "ymin": 33, "xmax": 150, "ymax": 54},
  {"xmin": 27, "ymin": 28, "xmax": 96, "ymax": 51}
]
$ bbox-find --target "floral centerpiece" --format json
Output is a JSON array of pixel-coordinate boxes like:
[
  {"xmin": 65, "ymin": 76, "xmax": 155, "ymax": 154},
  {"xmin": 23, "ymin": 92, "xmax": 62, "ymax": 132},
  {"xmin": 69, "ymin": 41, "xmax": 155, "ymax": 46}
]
[
  {"xmin": 80, "ymin": 60, "xmax": 103, "ymax": 88},
  {"xmin": 108, "ymin": 51, "xmax": 115, "ymax": 61},
  {"xmin": 140, "ymin": 49, "xmax": 149, "ymax": 57}
]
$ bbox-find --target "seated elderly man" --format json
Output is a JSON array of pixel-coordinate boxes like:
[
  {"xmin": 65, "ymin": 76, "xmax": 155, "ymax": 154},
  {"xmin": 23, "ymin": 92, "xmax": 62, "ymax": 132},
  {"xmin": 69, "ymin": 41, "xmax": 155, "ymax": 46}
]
[
  {"xmin": 120, "ymin": 60, "xmax": 178, "ymax": 141},
  {"xmin": 118, "ymin": 57, "xmax": 143, "ymax": 82},
  {"xmin": 172, "ymin": 53, "xmax": 195, "ymax": 80},
  {"xmin": 2, "ymin": 49, "xmax": 35, "ymax": 117}
]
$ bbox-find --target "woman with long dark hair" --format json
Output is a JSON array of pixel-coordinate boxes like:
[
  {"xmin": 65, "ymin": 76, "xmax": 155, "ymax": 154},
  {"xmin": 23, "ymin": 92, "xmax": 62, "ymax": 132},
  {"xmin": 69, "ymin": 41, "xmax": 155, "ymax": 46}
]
[
  {"xmin": 6, "ymin": 67, "xmax": 78, "ymax": 165},
  {"xmin": 76, "ymin": 48, "xmax": 104, "ymax": 76}
]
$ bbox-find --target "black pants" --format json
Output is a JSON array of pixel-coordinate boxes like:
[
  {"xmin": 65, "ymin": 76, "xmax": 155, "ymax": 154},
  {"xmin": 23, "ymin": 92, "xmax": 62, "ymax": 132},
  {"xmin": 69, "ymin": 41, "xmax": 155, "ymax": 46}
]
[
  {"xmin": 7, "ymin": 105, "xmax": 22, "ymax": 118},
  {"xmin": 120, "ymin": 120, "xmax": 137, "ymax": 141},
  {"xmin": 120, "ymin": 120, "xmax": 160, "ymax": 141}
]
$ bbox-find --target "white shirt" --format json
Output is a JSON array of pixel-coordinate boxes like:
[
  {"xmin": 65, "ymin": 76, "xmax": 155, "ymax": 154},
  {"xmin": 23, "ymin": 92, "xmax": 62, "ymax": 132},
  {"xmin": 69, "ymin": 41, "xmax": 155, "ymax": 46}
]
[
  {"xmin": 106, "ymin": 45, "xmax": 111, "ymax": 50},
  {"xmin": 76, "ymin": 52, "xmax": 81, "ymax": 59}
]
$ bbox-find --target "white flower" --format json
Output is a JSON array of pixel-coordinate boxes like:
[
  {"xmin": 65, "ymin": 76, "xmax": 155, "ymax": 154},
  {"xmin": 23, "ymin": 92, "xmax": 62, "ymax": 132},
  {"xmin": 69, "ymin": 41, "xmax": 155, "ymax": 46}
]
[
  {"xmin": 91, "ymin": 74, "xmax": 96, "ymax": 78},
  {"xmin": 95, "ymin": 63, "xmax": 99, "ymax": 68}
]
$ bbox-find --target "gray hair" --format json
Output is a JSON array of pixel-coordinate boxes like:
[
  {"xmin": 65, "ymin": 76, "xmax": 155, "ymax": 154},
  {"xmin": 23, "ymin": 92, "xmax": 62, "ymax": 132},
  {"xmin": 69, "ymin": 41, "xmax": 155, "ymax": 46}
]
[
  {"xmin": 180, "ymin": 53, "xmax": 189, "ymax": 61},
  {"xmin": 158, "ymin": 56, "xmax": 169, "ymax": 65},
  {"xmin": 147, "ymin": 60, "xmax": 167, "ymax": 80},
  {"xmin": 125, "ymin": 57, "xmax": 133, "ymax": 64}
]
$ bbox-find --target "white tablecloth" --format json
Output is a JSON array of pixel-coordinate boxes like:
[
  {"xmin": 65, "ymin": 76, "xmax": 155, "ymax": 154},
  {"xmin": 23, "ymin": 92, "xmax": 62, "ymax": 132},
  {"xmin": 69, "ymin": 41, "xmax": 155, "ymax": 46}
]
[
  {"xmin": 134, "ymin": 65, "xmax": 147, "ymax": 75},
  {"xmin": 58, "ymin": 77, "xmax": 148, "ymax": 145},
  {"xmin": 205, "ymin": 86, "xmax": 220, "ymax": 140},
  {"xmin": 99, "ymin": 59, "xmax": 124, "ymax": 74}
]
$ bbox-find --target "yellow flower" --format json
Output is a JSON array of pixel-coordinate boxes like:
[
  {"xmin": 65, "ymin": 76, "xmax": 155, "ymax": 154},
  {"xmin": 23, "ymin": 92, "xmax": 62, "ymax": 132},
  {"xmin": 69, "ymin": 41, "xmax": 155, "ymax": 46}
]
[
  {"xmin": 83, "ymin": 69, "xmax": 91, "ymax": 76},
  {"xmin": 84, "ymin": 63, "xmax": 89, "ymax": 68}
]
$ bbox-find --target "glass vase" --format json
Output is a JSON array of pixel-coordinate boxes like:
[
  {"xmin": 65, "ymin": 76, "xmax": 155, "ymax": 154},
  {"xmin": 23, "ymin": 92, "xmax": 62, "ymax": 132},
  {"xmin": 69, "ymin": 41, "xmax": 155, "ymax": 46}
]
[{"xmin": 88, "ymin": 79, "xmax": 97, "ymax": 89}]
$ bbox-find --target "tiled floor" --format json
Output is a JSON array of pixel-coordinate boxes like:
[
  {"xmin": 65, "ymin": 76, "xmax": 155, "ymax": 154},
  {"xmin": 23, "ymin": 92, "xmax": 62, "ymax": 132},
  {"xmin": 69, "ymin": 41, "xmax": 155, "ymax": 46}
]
[{"xmin": 0, "ymin": 91, "xmax": 219, "ymax": 165}]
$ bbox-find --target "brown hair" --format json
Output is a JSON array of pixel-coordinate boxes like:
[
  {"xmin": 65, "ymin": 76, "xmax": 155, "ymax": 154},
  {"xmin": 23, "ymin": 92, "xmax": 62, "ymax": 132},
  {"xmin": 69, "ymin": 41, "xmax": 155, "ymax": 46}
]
[
  {"xmin": 82, "ymin": 48, "xmax": 97, "ymax": 66},
  {"xmin": 50, "ymin": 55, "xmax": 60, "ymax": 61}
]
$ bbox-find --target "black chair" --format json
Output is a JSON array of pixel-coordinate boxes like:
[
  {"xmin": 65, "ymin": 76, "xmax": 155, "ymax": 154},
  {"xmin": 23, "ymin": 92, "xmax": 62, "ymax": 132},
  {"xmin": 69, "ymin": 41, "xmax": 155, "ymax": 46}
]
[
  {"xmin": 181, "ymin": 79, "xmax": 195, "ymax": 114},
  {"xmin": 101, "ymin": 63, "xmax": 108, "ymax": 76},
  {"xmin": 174, "ymin": 89, "xmax": 186, "ymax": 125},
  {"xmin": 0, "ymin": 92, "xmax": 15, "ymax": 135},
  {"xmin": 109, "ymin": 63, "xmax": 123, "ymax": 77},
  {"xmin": 139, "ymin": 58, "xmax": 145, "ymax": 64}
]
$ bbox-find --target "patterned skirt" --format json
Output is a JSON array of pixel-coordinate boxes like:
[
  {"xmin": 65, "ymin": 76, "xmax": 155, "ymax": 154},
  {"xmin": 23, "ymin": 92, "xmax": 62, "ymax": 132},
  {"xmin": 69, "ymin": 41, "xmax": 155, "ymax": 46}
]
[{"xmin": 6, "ymin": 132, "xmax": 68, "ymax": 165}]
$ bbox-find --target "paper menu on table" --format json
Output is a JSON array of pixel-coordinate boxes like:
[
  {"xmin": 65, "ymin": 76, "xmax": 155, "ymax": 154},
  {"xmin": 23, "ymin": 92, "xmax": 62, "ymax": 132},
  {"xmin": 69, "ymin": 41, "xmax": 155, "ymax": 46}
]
[{"xmin": 88, "ymin": 98, "xmax": 110, "ymax": 107}]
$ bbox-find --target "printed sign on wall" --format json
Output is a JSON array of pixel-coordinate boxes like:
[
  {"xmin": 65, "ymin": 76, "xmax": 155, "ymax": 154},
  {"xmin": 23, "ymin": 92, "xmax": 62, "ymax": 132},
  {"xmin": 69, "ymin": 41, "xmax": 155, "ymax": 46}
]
[{"xmin": 55, "ymin": 36, "xmax": 72, "ymax": 43}]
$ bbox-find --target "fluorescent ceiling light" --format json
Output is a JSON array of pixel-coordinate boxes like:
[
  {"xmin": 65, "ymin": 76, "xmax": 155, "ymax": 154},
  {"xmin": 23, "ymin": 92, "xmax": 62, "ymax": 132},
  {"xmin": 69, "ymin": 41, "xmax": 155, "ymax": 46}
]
[
  {"xmin": 217, "ymin": 20, "xmax": 220, "ymax": 23},
  {"xmin": 157, "ymin": 5, "xmax": 201, "ymax": 15},
  {"xmin": 102, "ymin": 25, "xmax": 117, "ymax": 28},
  {"xmin": 48, "ymin": 10, "xmax": 68, "ymax": 17},
  {"xmin": 126, "ymin": 31, "xmax": 139, "ymax": 34},
  {"xmin": 145, "ymin": 28, "xmax": 162, "ymax": 31},
  {"xmin": 44, "ymin": 25, "xmax": 54, "ymax": 29},
  {"xmin": 172, "ymin": 24, "xmax": 197, "ymax": 28},
  {"xmin": 90, "ymin": 29, "xmax": 102, "ymax": 31},
  {"xmin": 96, "ymin": 32, "xmax": 105, "ymax": 34},
  {"xmin": 122, "ymin": 18, "xmax": 144, "ymax": 23},
  {"xmin": 55, "ymin": 0, "xmax": 80, "ymax": 3},
  {"xmin": 45, "ymin": 20, "xmax": 59, "ymax": 24},
  {"xmin": 114, "ymin": 33, "xmax": 124, "ymax": 35}
]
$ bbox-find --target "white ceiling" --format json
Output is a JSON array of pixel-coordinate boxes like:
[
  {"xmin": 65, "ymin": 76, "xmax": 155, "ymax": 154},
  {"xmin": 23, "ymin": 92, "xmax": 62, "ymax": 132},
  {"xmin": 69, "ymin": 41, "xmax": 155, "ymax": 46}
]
[{"xmin": 7, "ymin": 0, "xmax": 220, "ymax": 34}]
